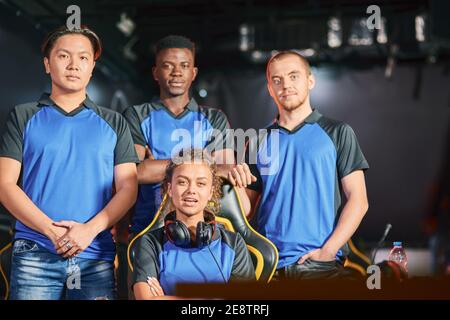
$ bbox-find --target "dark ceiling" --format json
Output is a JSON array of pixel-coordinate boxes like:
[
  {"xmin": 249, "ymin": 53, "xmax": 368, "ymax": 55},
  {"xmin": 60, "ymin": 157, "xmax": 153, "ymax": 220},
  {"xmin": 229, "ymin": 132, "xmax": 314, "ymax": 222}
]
[{"xmin": 1, "ymin": 0, "xmax": 448, "ymax": 92}]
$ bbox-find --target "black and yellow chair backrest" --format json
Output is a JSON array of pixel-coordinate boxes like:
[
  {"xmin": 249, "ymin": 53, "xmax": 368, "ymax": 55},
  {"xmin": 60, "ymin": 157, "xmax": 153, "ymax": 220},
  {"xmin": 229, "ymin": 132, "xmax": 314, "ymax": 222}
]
[
  {"xmin": 343, "ymin": 239, "xmax": 371, "ymax": 277},
  {"xmin": 215, "ymin": 180, "xmax": 278, "ymax": 282},
  {"xmin": 127, "ymin": 193, "xmax": 169, "ymax": 274},
  {"xmin": 127, "ymin": 178, "xmax": 279, "ymax": 283}
]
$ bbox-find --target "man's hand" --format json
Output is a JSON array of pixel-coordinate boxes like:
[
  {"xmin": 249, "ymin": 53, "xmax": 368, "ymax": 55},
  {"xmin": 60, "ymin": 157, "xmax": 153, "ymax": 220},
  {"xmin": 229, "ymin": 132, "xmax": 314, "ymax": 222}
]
[
  {"xmin": 53, "ymin": 221, "xmax": 98, "ymax": 258},
  {"xmin": 47, "ymin": 224, "xmax": 71, "ymax": 248},
  {"xmin": 145, "ymin": 146, "xmax": 154, "ymax": 160},
  {"xmin": 297, "ymin": 248, "xmax": 336, "ymax": 264},
  {"xmin": 227, "ymin": 163, "xmax": 257, "ymax": 188},
  {"xmin": 147, "ymin": 276, "xmax": 164, "ymax": 297}
]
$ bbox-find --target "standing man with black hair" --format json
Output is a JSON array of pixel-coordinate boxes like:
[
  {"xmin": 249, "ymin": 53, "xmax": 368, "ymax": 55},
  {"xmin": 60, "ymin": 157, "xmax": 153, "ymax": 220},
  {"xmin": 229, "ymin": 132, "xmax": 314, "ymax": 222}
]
[
  {"xmin": 123, "ymin": 35, "xmax": 240, "ymax": 237},
  {"xmin": 0, "ymin": 26, "xmax": 139, "ymax": 299}
]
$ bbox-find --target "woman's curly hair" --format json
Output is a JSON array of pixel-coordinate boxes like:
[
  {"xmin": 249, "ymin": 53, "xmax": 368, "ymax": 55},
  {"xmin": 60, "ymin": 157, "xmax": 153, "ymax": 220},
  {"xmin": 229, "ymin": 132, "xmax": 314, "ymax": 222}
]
[{"xmin": 161, "ymin": 148, "xmax": 222, "ymax": 215}]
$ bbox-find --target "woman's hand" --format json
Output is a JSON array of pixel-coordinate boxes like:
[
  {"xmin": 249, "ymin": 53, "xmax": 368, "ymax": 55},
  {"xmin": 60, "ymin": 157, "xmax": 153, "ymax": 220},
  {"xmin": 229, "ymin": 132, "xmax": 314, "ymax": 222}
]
[{"xmin": 147, "ymin": 276, "xmax": 165, "ymax": 297}]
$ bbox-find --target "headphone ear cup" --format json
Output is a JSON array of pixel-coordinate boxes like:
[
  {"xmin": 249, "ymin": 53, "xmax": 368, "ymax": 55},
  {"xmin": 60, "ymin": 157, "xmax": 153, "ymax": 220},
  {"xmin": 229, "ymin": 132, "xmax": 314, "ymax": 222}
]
[
  {"xmin": 166, "ymin": 220, "xmax": 191, "ymax": 248},
  {"xmin": 196, "ymin": 221, "xmax": 213, "ymax": 248}
]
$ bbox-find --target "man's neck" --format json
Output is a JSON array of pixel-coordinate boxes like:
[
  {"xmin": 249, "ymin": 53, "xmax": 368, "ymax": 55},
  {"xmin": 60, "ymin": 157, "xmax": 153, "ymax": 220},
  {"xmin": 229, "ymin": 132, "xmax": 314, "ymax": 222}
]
[
  {"xmin": 160, "ymin": 94, "xmax": 190, "ymax": 116},
  {"xmin": 278, "ymin": 102, "xmax": 313, "ymax": 131},
  {"xmin": 50, "ymin": 89, "xmax": 86, "ymax": 113}
]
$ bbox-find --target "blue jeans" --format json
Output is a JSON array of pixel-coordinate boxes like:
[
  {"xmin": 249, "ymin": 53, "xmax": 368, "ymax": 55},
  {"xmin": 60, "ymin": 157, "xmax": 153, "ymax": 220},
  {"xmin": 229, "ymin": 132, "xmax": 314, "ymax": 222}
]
[{"xmin": 9, "ymin": 239, "xmax": 116, "ymax": 300}]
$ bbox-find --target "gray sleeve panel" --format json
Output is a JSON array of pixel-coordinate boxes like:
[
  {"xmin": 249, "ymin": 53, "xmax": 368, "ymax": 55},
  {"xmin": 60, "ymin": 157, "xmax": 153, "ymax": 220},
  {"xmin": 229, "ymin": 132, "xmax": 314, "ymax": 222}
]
[
  {"xmin": 122, "ymin": 104, "xmax": 149, "ymax": 147},
  {"xmin": 0, "ymin": 103, "xmax": 41, "ymax": 163},
  {"xmin": 318, "ymin": 117, "xmax": 369, "ymax": 179},
  {"xmin": 316, "ymin": 117, "xmax": 368, "ymax": 259},
  {"xmin": 93, "ymin": 106, "xmax": 140, "ymax": 165},
  {"xmin": 201, "ymin": 107, "xmax": 233, "ymax": 152},
  {"xmin": 132, "ymin": 228, "xmax": 164, "ymax": 285}
]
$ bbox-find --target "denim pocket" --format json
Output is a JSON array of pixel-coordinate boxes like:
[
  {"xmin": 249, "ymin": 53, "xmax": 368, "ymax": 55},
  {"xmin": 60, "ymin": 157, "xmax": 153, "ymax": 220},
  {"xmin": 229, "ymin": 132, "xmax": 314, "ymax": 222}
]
[{"xmin": 13, "ymin": 239, "xmax": 39, "ymax": 254}]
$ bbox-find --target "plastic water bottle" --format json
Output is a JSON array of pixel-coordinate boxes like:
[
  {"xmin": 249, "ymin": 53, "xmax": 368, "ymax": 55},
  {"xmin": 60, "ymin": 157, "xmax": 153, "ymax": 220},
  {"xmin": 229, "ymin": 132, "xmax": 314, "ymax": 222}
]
[{"xmin": 388, "ymin": 241, "xmax": 408, "ymax": 275}]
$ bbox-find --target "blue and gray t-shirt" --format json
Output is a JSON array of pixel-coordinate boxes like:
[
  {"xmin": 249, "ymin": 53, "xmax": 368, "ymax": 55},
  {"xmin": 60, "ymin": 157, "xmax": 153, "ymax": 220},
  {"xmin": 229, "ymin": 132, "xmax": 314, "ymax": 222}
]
[
  {"xmin": 247, "ymin": 109, "xmax": 369, "ymax": 269},
  {"xmin": 0, "ymin": 93, "xmax": 139, "ymax": 261},
  {"xmin": 132, "ymin": 223, "xmax": 255, "ymax": 295}
]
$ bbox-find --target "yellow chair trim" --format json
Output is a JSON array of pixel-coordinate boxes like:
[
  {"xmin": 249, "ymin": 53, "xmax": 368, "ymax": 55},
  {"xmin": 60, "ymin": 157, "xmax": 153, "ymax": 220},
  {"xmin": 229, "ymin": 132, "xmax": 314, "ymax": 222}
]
[
  {"xmin": 246, "ymin": 245, "xmax": 264, "ymax": 280},
  {"xmin": 348, "ymin": 239, "xmax": 371, "ymax": 265},
  {"xmin": 230, "ymin": 186, "xmax": 279, "ymax": 283},
  {"xmin": 344, "ymin": 258, "xmax": 367, "ymax": 276},
  {"xmin": 215, "ymin": 216, "xmax": 235, "ymax": 232},
  {"xmin": 0, "ymin": 242, "xmax": 12, "ymax": 300},
  {"xmin": 127, "ymin": 193, "xmax": 168, "ymax": 272}
]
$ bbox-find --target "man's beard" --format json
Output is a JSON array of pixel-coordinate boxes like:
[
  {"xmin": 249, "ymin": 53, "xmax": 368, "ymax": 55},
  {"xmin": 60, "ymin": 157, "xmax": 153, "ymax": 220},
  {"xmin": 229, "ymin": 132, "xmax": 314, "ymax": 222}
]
[{"xmin": 280, "ymin": 95, "xmax": 306, "ymax": 112}]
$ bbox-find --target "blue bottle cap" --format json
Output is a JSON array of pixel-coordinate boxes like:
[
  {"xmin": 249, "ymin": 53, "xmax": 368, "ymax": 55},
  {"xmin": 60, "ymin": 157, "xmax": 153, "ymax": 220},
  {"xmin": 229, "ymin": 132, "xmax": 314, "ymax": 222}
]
[{"xmin": 393, "ymin": 241, "xmax": 402, "ymax": 246}]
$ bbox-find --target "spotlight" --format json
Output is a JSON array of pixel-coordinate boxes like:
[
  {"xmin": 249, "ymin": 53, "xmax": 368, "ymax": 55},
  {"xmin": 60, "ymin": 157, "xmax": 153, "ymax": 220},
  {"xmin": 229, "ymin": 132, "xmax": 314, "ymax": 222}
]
[
  {"xmin": 298, "ymin": 48, "xmax": 316, "ymax": 57},
  {"xmin": 377, "ymin": 17, "xmax": 388, "ymax": 44},
  {"xmin": 249, "ymin": 50, "xmax": 271, "ymax": 63},
  {"xmin": 385, "ymin": 44, "xmax": 399, "ymax": 79},
  {"xmin": 415, "ymin": 14, "xmax": 427, "ymax": 42},
  {"xmin": 251, "ymin": 50, "xmax": 262, "ymax": 60},
  {"xmin": 327, "ymin": 17, "xmax": 342, "ymax": 48},
  {"xmin": 239, "ymin": 24, "xmax": 254, "ymax": 52},
  {"xmin": 349, "ymin": 18, "xmax": 373, "ymax": 46},
  {"xmin": 117, "ymin": 13, "xmax": 135, "ymax": 37}
]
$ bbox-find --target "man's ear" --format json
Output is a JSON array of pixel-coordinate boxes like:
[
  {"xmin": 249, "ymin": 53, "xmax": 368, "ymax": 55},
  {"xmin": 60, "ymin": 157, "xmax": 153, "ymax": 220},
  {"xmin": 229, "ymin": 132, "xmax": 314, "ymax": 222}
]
[
  {"xmin": 308, "ymin": 73, "xmax": 315, "ymax": 90},
  {"xmin": 90, "ymin": 61, "xmax": 96, "ymax": 78},
  {"xmin": 267, "ymin": 83, "xmax": 275, "ymax": 99},
  {"xmin": 44, "ymin": 57, "xmax": 50, "ymax": 74},
  {"xmin": 192, "ymin": 67, "xmax": 198, "ymax": 82},
  {"xmin": 152, "ymin": 66, "xmax": 158, "ymax": 82}
]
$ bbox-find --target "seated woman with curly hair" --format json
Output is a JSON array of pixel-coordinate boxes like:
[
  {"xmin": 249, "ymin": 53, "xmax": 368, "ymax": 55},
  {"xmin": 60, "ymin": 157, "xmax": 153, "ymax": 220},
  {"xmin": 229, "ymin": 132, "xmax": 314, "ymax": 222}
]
[{"xmin": 132, "ymin": 149, "xmax": 255, "ymax": 299}]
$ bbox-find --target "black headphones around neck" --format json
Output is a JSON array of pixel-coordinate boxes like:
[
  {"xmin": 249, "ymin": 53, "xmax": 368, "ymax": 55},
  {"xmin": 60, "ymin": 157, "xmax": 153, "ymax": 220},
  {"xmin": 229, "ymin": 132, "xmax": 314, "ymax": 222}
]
[{"xmin": 164, "ymin": 211, "xmax": 217, "ymax": 248}]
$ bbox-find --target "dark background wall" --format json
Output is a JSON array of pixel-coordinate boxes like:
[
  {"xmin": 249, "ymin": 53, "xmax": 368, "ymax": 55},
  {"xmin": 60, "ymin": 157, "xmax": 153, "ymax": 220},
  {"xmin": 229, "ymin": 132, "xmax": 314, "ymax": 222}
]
[
  {"xmin": 198, "ymin": 64, "xmax": 450, "ymax": 244},
  {"xmin": 1, "ymin": 0, "xmax": 449, "ymax": 249}
]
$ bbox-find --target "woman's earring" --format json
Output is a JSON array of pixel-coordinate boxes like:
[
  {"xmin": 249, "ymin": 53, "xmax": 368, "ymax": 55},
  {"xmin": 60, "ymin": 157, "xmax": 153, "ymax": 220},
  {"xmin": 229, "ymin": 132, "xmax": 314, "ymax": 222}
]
[{"xmin": 207, "ymin": 200, "xmax": 218, "ymax": 214}]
